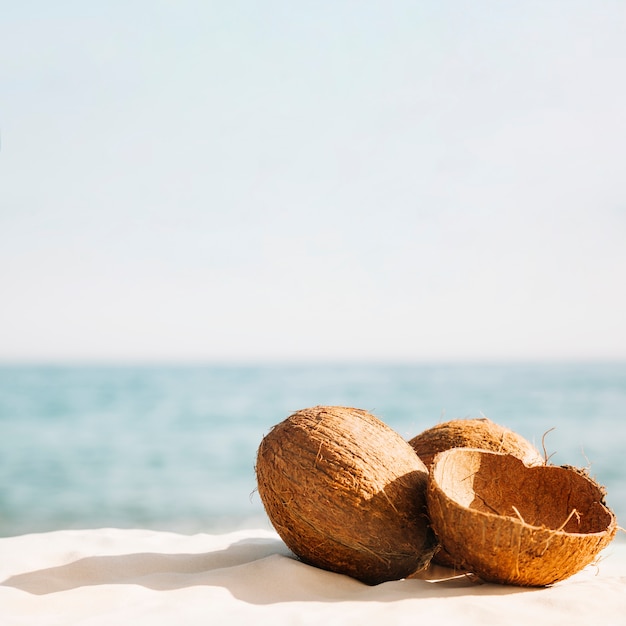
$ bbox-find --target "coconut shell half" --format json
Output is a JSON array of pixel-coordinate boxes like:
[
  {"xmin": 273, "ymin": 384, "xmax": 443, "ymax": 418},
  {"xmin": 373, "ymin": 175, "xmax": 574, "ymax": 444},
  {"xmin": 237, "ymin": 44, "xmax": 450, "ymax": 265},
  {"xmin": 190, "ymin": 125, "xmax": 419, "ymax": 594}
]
[
  {"xmin": 409, "ymin": 417, "xmax": 544, "ymax": 468},
  {"xmin": 256, "ymin": 406, "xmax": 437, "ymax": 585},
  {"xmin": 427, "ymin": 448, "xmax": 617, "ymax": 586}
]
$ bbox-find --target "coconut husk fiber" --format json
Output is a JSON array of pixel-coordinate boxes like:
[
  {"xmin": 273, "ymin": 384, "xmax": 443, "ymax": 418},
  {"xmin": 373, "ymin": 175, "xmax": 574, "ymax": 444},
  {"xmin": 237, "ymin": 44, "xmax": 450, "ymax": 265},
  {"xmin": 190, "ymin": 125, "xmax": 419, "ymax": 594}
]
[
  {"xmin": 256, "ymin": 406, "xmax": 438, "ymax": 585},
  {"xmin": 410, "ymin": 418, "xmax": 545, "ymax": 568},
  {"xmin": 409, "ymin": 417, "xmax": 544, "ymax": 469},
  {"xmin": 427, "ymin": 448, "xmax": 617, "ymax": 586}
]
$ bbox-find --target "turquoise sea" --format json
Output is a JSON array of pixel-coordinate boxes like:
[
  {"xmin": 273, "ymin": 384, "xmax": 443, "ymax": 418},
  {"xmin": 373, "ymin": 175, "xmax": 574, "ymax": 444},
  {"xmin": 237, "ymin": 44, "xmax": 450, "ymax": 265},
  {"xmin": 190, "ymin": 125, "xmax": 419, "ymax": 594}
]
[{"xmin": 0, "ymin": 363, "xmax": 624, "ymax": 538}]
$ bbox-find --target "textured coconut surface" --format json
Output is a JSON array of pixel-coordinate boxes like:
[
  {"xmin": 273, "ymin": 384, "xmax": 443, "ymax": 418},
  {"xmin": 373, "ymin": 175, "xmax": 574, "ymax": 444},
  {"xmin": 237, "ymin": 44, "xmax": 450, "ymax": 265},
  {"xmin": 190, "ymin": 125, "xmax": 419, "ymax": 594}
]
[
  {"xmin": 410, "ymin": 418, "xmax": 546, "ymax": 568},
  {"xmin": 256, "ymin": 406, "xmax": 436, "ymax": 584},
  {"xmin": 409, "ymin": 417, "xmax": 544, "ymax": 468},
  {"xmin": 0, "ymin": 527, "xmax": 625, "ymax": 626},
  {"xmin": 428, "ymin": 448, "xmax": 617, "ymax": 586}
]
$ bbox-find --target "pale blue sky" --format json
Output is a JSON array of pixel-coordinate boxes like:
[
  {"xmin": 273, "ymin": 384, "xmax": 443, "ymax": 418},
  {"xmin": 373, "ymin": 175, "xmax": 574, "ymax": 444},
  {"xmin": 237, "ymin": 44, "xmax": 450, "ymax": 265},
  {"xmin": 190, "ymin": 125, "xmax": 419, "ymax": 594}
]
[{"xmin": 1, "ymin": 1, "xmax": 625, "ymax": 362}]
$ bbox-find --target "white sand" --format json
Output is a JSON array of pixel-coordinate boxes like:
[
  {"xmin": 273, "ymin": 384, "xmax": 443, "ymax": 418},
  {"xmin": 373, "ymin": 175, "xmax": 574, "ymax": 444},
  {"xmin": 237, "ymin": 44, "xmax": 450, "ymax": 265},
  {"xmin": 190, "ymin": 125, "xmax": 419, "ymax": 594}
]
[{"xmin": 0, "ymin": 528, "xmax": 624, "ymax": 625}]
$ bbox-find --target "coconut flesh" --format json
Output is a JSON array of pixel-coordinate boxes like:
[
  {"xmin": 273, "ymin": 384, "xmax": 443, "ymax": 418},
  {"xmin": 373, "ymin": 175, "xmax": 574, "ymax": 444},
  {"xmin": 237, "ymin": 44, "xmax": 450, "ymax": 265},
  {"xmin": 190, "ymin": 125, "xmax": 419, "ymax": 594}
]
[
  {"xmin": 409, "ymin": 417, "xmax": 544, "ymax": 468},
  {"xmin": 256, "ymin": 405, "xmax": 437, "ymax": 585},
  {"xmin": 427, "ymin": 448, "xmax": 617, "ymax": 586}
]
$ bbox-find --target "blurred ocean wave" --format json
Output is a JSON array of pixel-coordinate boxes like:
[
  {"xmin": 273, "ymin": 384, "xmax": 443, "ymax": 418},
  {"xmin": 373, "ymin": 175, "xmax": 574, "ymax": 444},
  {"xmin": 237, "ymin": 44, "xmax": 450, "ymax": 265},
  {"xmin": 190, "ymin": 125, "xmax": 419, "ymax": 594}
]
[{"xmin": 0, "ymin": 362, "xmax": 624, "ymax": 537}]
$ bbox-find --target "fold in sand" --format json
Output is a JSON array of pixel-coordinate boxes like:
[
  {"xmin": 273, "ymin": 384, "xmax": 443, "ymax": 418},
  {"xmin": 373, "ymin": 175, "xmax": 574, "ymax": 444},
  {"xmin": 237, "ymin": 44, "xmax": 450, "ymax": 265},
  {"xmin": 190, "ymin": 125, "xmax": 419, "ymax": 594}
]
[{"xmin": 0, "ymin": 528, "xmax": 624, "ymax": 625}]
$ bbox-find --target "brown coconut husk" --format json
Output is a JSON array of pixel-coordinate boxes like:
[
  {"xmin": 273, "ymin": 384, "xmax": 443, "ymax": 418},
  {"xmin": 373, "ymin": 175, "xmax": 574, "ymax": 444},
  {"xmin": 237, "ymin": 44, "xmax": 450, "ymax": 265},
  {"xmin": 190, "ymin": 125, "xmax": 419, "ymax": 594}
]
[
  {"xmin": 427, "ymin": 448, "xmax": 617, "ymax": 586},
  {"xmin": 256, "ymin": 406, "xmax": 438, "ymax": 585},
  {"xmin": 409, "ymin": 417, "xmax": 544, "ymax": 469},
  {"xmin": 410, "ymin": 418, "xmax": 544, "ymax": 567}
]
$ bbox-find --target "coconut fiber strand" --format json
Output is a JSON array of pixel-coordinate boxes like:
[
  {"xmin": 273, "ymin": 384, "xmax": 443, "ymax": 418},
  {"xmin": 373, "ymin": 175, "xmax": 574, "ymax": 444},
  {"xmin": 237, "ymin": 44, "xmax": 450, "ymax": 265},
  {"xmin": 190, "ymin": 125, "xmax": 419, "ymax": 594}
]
[
  {"xmin": 427, "ymin": 448, "xmax": 617, "ymax": 586},
  {"xmin": 256, "ymin": 406, "xmax": 437, "ymax": 585}
]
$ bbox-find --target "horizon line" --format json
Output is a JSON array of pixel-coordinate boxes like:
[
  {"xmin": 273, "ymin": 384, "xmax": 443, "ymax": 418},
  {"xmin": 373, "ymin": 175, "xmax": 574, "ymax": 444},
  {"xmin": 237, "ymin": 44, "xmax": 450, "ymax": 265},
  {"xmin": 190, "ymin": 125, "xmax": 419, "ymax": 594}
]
[{"xmin": 1, "ymin": 357, "xmax": 625, "ymax": 367}]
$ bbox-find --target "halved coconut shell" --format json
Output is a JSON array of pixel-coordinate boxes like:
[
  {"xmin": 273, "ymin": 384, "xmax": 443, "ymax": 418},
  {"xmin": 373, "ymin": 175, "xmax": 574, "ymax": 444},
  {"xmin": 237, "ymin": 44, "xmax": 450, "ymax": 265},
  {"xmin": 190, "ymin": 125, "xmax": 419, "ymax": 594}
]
[
  {"xmin": 256, "ymin": 406, "xmax": 437, "ymax": 585},
  {"xmin": 409, "ymin": 418, "xmax": 544, "ymax": 468},
  {"xmin": 427, "ymin": 448, "xmax": 617, "ymax": 586}
]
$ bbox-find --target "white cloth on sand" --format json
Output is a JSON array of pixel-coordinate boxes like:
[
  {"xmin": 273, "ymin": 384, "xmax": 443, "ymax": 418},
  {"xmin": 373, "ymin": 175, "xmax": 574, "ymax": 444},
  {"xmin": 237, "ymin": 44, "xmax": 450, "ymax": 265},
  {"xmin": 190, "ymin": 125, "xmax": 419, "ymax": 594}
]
[{"xmin": 0, "ymin": 528, "xmax": 625, "ymax": 625}]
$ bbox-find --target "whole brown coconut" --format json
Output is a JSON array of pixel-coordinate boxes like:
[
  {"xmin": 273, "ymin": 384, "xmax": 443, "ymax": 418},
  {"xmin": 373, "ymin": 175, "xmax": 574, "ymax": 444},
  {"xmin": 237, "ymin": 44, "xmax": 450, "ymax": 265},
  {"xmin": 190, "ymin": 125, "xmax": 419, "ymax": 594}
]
[
  {"xmin": 409, "ymin": 417, "xmax": 544, "ymax": 469},
  {"xmin": 427, "ymin": 448, "xmax": 617, "ymax": 586},
  {"xmin": 256, "ymin": 406, "xmax": 437, "ymax": 585}
]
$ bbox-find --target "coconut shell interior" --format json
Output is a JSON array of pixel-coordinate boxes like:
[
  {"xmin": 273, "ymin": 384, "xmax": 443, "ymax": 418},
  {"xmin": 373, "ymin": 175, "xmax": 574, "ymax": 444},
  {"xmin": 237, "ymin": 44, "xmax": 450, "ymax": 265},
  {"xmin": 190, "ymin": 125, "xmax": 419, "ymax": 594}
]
[
  {"xmin": 428, "ymin": 448, "xmax": 617, "ymax": 586},
  {"xmin": 439, "ymin": 450, "xmax": 611, "ymax": 532}
]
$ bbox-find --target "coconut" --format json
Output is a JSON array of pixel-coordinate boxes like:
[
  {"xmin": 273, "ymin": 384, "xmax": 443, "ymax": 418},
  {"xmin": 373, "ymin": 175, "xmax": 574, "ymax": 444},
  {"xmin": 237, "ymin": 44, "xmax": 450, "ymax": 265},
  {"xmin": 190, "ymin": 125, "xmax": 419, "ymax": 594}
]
[
  {"xmin": 410, "ymin": 418, "xmax": 545, "ymax": 568},
  {"xmin": 256, "ymin": 405, "xmax": 437, "ymax": 585},
  {"xmin": 409, "ymin": 417, "xmax": 544, "ymax": 468},
  {"xmin": 427, "ymin": 448, "xmax": 617, "ymax": 586}
]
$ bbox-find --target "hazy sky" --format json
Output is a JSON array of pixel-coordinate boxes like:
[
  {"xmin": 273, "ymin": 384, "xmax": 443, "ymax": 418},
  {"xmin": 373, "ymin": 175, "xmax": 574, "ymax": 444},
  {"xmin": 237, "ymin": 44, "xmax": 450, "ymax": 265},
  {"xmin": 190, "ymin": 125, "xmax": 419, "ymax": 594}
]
[{"xmin": 2, "ymin": 1, "xmax": 625, "ymax": 362}]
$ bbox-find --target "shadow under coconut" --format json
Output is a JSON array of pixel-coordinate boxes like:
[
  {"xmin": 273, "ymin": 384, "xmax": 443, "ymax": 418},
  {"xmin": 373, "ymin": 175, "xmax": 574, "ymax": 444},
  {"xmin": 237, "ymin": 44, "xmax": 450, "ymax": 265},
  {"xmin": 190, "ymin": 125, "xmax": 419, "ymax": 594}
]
[
  {"xmin": 0, "ymin": 536, "xmax": 290, "ymax": 595},
  {"xmin": 1, "ymin": 535, "xmax": 538, "ymax": 603}
]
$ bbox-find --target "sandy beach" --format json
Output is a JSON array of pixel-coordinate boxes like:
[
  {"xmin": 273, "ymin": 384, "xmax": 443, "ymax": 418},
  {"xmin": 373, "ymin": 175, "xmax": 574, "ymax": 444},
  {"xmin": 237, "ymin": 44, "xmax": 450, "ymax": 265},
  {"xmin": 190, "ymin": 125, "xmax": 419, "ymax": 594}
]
[{"xmin": 0, "ymin": 528, "xmax": 624, "ymax": 625}]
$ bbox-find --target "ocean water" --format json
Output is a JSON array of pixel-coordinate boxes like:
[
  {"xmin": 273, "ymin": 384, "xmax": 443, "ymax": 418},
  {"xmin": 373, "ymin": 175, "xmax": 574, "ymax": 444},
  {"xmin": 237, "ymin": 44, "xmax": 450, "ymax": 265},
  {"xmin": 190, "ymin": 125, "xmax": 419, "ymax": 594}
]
[{"xmin": 0, "ymin": 363, "xmax": 624, "ymax": 538}]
